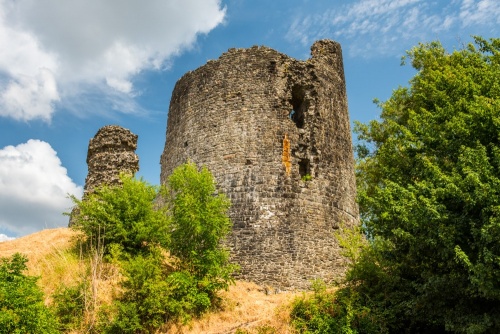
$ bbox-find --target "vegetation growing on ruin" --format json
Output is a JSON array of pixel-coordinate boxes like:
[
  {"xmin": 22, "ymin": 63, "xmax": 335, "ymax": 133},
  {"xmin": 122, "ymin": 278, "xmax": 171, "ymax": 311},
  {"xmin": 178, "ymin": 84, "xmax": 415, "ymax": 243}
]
[{"xmin": 291, "ymin": 36, "xmax": 500, "ymax": 333}]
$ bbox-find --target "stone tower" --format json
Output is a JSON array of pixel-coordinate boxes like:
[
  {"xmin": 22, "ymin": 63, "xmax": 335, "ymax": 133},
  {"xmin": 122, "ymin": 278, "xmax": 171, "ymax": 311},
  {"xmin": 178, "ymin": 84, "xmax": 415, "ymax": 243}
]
[
  {"xmin": 83, "ymin": 125, "xmax": 139, "ymax": 193},
  {"xmin": 160, "ymin": 40, "xmax": 358, "ymax": 290},
  {"xmin": 69, "ymin": 125, "xmax": 139, "ymax": 226}
]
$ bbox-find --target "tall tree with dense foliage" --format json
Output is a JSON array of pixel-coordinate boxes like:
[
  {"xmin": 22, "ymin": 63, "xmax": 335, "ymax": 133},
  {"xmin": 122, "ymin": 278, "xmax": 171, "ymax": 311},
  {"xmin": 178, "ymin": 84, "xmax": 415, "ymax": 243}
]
[{"xmin": 353, "ymin": 36, "xmax": 500, "ymax": 332}]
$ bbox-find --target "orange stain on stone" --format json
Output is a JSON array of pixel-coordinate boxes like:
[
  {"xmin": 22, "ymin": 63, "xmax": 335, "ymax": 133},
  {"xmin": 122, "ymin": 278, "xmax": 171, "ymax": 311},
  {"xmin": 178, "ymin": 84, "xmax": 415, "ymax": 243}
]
[{"xmin": 282, "ymin": 134, "xmax": 291, "ymax": 176}]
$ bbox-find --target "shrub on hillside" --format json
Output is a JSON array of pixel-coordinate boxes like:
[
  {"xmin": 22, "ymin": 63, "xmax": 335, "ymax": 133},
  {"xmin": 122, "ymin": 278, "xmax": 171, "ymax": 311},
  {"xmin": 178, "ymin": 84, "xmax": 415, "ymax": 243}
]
[
  {"xmin": 103, "ymin": 245, "xmax": 217, "ymax": 333},
  {"xmin": 70, "ymin": 163, "xmax": 237, "ymax": 332},
  {"xmin": 165, "ymin": 162, "xmax": 238, "ymax": 294},
  {"xmin": 0, "ymin": 253, "xmax": 59, "ymax": 334},
  {"xmin": 70, "ymin": 175, "xmax": 170, "ymax": 255},
  {"xmin": 52, "ymin": 282, "xmax": 87, "ymax": 332},
  {"xmin": 290, "ymin": 280, "xmax": 386, "ymax": 334}
]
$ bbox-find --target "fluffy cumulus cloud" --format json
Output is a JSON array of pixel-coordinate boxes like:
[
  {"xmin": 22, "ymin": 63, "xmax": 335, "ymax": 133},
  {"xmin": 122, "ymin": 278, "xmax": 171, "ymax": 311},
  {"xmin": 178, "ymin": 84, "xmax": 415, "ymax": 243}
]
[
  {"xmin": 0, "ymin": 0, "xmax": 226, "ymax": 121},
  {"xmin": 0, "ymin": 140, "xmax": 83, "ymax": 237},
  {"xmin": 286, "ymin": 0, "xmax": 500, "ymax": 57}
]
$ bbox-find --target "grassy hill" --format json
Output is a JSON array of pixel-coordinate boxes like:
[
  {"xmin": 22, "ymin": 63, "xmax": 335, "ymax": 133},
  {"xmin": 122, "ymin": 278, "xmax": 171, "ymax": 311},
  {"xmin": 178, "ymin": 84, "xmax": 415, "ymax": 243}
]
[{"xmin": 0, "ymin": 228, "xmax": 298, "ymax": 333}]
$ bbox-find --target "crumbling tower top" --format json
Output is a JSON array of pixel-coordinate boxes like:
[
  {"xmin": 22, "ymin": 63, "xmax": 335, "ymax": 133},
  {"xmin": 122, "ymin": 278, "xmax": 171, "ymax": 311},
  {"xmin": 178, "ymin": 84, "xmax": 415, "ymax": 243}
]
[
  {"xmin": 83, "ymin": 125, "xmax": 139, "ymax": 193},
  {"xmin": 69, "ymin": 125, "xmax": 139, "ymax": 226}
]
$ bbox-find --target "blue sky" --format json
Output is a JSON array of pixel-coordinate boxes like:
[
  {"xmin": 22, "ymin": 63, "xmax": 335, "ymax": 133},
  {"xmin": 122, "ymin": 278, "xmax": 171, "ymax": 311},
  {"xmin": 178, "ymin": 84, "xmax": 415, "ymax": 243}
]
[{"xmin": 0, "ymin": 0, "xmax": 499, "ymax": 240}]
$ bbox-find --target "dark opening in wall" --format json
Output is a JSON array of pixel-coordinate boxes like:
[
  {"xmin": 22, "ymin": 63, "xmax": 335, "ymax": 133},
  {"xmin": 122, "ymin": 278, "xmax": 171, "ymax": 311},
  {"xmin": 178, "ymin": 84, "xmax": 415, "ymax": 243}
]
[
  {"xmin": 289, "ymin": 86, "xmax": 306, "ymax": 128},
  {"xmin": 299, "ymin": 158, "xmax": 310, "ymax": 178}
]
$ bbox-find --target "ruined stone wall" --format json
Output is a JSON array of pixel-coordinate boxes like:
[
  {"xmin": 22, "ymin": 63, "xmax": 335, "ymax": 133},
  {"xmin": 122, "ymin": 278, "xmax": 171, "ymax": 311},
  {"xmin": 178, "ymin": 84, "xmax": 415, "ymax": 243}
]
[
  {"xmin": 69, "ymin": 125, "xmax": 139, "ymax": 226},
  {"xmin": 160, "ymin": 40, "xmax": 358, "ymax": 290},
  {"xmin": 83, "ymin": 125, "xmax": 139, "ymax": 192}
]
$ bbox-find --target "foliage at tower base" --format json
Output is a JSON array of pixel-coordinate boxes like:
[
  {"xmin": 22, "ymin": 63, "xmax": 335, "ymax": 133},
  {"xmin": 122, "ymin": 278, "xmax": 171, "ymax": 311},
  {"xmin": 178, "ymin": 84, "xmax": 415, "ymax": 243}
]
[
  {"xmin": 70, "ymin": 163, "xmax": 237, "ymax": 333},
  {"xmin": 351, "ymin": 36, "xmax": 500, "ymax": 333}
]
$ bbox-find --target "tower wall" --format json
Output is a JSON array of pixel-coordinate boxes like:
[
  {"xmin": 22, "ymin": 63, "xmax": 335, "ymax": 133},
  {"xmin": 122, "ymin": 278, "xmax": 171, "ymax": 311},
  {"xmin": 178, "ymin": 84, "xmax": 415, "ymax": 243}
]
[{"xmin": 161, "ymin": 40, "xmax": 358, "ymax": 290}]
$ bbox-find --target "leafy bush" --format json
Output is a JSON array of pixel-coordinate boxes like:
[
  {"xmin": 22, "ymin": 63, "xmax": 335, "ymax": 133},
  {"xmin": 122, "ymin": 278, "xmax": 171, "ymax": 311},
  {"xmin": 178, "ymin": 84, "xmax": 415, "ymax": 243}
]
[
  {"xmin": 104, "ymin": 245, "xmax": 215, "ymax": 331},
  {"xmin": 52, "ymin": 282, "xmax": 87, "ymax": 332},
  {"xmin": 70, "ymin": 174, "xmax": 170, "ymax": 255},
  {"xmin": 165, "ymin": 162, "xmax": 238, "ymax": 294},
  {"xmin": 70, "ymin": 163, "xmax": 238, "ymax": 332},
  {"xmin": 103, "ymin": 246, "xmax": 170, "ymax": 333},
  {"xmin": 290, "ymin": 280, "xmax": 385, "ymax": 334},
  {"xmin": 0, "ymin": 253, "xmax": 59, "ymax": 334}
]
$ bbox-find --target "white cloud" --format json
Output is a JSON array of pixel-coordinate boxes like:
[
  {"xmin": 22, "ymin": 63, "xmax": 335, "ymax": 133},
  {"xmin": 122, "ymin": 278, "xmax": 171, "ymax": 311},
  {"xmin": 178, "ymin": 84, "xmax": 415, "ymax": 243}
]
[
  {"xmin": 0, "ymin": 0, "xmax": 226, "ymax": 121},
  {"xmin": 0, "ymin": 68, "xmax": 60, "ymax": 122},
  {"xmin": 286, "ymin": 0, "xmax": 500, "ymax": 57},
  {"xmin": 459, "ymin": 0, "xmax": 500, "ymax": 27},
  {"xmin": 0, "ymin": 140, "xmax": 83, "ymax": 237},
  {"xmin": 0, "ymin": 234, "xmax": 15, "ymax": 242}
]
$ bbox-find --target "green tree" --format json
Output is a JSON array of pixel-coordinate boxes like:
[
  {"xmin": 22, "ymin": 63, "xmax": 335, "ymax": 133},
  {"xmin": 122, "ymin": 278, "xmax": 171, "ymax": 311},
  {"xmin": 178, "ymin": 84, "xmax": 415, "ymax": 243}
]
[
  {"xmin": 165, "ymin": 162, "xmax": 237, "ymax": 294},
  {"xmin": 354, "ymin": 36, "xmax": 500, "ymax": 332},
  {"xmin": 77, "ymin": 163, "xmax": 239, "ymax": 332},
  {"xmin": 0, "ymin": 253, "xmax": 59, "ymax": 334},
  {"xmin": 70, "ymin": 175, "xmax": 170, "ymax": 254}
]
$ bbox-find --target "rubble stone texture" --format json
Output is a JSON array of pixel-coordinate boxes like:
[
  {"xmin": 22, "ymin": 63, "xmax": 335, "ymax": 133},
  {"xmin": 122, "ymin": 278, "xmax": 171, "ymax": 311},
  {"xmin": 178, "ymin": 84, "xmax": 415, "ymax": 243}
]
[
  {"xmin": 69, "ymin": 125, "xmax": 139, "ymax": 226},
  {"xmin": 160, "ymin": 40, "xmax": 359, "ymax": 290},
  {"xmin": 83, "ymin": 125, "xmax": 139, "ymax": 192}
]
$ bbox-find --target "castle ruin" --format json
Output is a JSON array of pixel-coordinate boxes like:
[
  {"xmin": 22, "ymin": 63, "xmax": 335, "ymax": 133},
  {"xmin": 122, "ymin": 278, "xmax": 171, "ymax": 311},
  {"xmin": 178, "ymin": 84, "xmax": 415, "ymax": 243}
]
[
  {"xmin": 83, "ymin": 125, "xmax": 139, "ymax": 192},
  {"xmin": 160, "ymin": 40, "xmax": 359, "ymax": 290},
  {"xmin": 69, "ymin": 125, "xmax": 139, "ymax": 226}
]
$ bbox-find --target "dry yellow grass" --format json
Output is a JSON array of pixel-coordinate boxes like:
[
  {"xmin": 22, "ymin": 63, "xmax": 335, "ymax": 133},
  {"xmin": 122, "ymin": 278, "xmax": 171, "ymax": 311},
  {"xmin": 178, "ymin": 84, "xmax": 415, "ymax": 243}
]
[
  {"xmin": 0, "ymin": 228, "xmax": 79, "ymax": 262},
  {"xmin": 0, "ymin": 228, "xmax": 301, "ymax": 333},
  {"xmin": 0, "ymin": 228, "xmax": 84, "ymax": 297},
  {"xmin": 0, "ymin": 228, "xmax": 122, "ymax": 332},
  {"xmin": 168, "ymin": 280, "xmax": 297, "ymax": 334}
]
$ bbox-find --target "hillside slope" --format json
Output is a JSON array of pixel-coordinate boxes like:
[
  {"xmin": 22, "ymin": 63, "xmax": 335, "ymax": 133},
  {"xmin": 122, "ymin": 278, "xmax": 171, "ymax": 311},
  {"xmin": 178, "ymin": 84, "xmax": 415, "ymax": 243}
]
[{"xmin": 0, "ymin": 228, "xmax": 297, "ymax": 333}]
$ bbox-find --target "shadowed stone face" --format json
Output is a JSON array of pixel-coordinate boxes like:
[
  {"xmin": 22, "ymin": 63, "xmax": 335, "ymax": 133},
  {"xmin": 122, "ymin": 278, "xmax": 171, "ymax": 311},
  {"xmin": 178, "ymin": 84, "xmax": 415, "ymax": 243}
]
[{"xmin": 161, "ymin": 40, "xmax": 359, "ymax": 290}]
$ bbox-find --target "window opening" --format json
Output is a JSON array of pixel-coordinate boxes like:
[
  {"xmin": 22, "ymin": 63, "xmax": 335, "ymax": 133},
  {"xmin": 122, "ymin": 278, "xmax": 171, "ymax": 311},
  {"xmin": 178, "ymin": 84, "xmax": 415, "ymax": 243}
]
[
  {"xmin": 289, "ymin": 86, "xmax": 306, "ymax": 128},
  {"xmin": 298, "ymin": 158, "xmax": 310, "ymax": 179}
]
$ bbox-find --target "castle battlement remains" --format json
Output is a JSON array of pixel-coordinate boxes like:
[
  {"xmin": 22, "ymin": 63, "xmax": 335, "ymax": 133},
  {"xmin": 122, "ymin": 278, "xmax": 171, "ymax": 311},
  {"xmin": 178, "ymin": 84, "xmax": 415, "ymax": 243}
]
[
  {"xmin": 69, "ymin": 125, "xmax": 139, "ymax": 226},
  {"xmin": 160, "ymin": 40, "xmax": 359, "ymax": 290}
]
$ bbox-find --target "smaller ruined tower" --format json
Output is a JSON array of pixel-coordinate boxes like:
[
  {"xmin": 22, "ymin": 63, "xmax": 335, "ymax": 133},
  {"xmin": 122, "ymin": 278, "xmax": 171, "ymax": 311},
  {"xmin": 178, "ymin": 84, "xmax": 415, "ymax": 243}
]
[
  {"xmin": 69, "ymin": 125, "xmax": 139, "ymax": 226},
  {"xmin": 83, "ymin": 125, "xmax": 139, "ymax": 193}
]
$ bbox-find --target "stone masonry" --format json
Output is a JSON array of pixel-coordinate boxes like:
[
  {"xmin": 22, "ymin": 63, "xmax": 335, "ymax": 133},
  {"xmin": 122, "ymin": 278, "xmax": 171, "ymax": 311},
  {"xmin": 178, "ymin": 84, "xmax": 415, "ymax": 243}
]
[
  {"xmin": 83, "ymin": 125, "xmax": 139, "ymax": 192},
  {"xmin": 160, "ymin": 40, "xmax": 359, "ymax": 290},
  {"xmin": 69, "ymin": 125, "xmax": 139, "ymax": 226}
]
